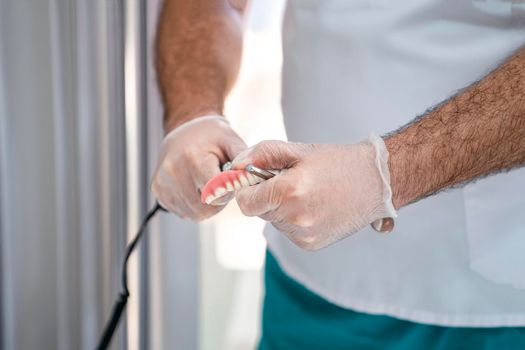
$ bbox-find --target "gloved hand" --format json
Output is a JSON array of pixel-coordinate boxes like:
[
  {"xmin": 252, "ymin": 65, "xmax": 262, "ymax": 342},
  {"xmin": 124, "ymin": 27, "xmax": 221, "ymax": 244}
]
[
  {"xmin": 151, "ymin": 115, "xmax": 247, "ymax": 220},
  {"xmin": 231, "ymin": 135, "xmax": 397, "ymax": 250}
]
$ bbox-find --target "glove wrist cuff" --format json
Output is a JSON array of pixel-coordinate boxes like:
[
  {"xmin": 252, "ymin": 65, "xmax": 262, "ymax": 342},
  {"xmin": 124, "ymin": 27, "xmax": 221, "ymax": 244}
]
[
  {"xmin": 163, "ymin": 114, "xmax": 228, "ymax": 141},
  {"xmin": 368, "ymin": 133, "xmax": 398, "ymax": 219}
]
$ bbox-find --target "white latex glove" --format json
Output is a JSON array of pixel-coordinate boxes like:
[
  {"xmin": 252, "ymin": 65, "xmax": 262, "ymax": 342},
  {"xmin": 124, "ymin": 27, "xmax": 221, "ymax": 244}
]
[
  {"xmin": 151, "ymin": 115, "xmax": 247, "ymax": 220},
  {"xmin": 232, "ymin": 135, "xmax": 397, "ymax": 250}
]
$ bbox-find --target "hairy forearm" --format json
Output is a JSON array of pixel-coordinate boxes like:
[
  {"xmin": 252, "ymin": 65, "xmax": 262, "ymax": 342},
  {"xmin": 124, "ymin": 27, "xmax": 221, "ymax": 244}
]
[
  {"xmin": 155, "ymin": 0, "xmax": 243, "ymax": 132},
  {"xmin": 385, "ymin": 47, "xmax": 525, "ymax": 209}
]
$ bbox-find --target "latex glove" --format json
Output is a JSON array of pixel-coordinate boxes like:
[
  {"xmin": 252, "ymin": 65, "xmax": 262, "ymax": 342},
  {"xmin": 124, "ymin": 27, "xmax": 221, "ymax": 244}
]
[
  {"xmin": 232, "ymin": 135, "xmax": 397, "ymax": 250},
  {"xmin": 152, "ymin": 115, "xmax": 247, "ymax": 220}
]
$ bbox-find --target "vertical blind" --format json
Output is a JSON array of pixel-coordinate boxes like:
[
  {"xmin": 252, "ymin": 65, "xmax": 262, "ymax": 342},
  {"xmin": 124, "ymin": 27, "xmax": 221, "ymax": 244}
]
[
  {"xmin": 0, "ymin": 0, "xmax": 127, "ymax": 348},
  {"xmin": 0, "ymin": 0, "xmax": 199, "ymax": 349}
]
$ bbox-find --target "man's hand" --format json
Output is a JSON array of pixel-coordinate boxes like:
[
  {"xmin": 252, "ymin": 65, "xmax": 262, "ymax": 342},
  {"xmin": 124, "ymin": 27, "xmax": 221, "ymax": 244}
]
[
  {"xmin": 152, "ymin": 116, "xmax": 246, "ymax": 220},
  {"xmin": 153, "ymin": 0, "xmax": 246, "ymax": 220},
  {"xmin": 231, "ymin": 138, "xmax": 396, "ymax": 251}
]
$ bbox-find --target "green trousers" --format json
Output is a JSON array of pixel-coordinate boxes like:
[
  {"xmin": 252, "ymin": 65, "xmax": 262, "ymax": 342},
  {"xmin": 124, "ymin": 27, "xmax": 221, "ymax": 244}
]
[{"xmin": 259, "ymin": 251, "xmax": 525, "ymax": 350}]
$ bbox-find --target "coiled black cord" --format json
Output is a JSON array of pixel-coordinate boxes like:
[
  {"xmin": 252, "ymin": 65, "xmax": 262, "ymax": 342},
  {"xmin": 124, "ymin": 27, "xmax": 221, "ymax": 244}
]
[{"xmin": 96, "ymin": 202, "xmax": 165, "ymax": 350}]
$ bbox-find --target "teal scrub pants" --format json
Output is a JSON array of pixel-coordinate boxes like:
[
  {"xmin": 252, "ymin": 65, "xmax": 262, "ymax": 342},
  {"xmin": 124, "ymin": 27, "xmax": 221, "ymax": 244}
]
[{"xmin": 259, "ymin": 251, "xmax": 525, "ymax": 350}]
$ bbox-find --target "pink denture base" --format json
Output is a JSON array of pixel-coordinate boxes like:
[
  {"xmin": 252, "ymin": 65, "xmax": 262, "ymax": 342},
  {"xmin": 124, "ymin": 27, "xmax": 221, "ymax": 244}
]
[{"xmin": 200, "ymin": 170, "xmax": 246, "ymax": 204}]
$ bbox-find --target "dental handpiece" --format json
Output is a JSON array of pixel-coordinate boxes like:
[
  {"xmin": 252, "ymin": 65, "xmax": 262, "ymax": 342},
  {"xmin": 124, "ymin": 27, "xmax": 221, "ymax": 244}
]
[
  {"xmin": 245, "ymin": 164, "xmax": 276, "ymax": 180},
  {"xmin": 222, "ymin": 162, "xmax": 276, "ymax": 180},
  {"xmin": 244, "ymin": 163, "xmax": 394, "ymax": 234}
]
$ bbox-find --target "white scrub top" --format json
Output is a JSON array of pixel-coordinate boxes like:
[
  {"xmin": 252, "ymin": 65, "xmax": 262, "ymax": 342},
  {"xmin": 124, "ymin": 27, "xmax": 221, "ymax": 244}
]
[{"xmin": 267, "ymin": 0, "xmax": 525, "ymax": 327}]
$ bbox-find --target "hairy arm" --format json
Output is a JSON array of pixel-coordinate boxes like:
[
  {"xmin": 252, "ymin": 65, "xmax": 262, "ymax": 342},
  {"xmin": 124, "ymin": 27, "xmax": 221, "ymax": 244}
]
[
  {"xmin": 155, "ymin": 0, "xmax": 244, "ymax": 132},
  {"xmin": 386, "ymin": 47, "xmax": 525, "ymax": 209}
]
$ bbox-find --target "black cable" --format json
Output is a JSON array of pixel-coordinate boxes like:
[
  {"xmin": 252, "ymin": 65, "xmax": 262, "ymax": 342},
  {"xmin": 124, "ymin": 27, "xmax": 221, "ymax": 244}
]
[{"xmin": 96, "ymin": 202, "xmax": 165, "ymax": 350}]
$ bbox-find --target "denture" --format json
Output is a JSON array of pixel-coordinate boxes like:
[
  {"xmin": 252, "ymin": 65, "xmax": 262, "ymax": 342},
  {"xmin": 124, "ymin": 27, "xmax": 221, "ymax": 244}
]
[{"xmin": 201, "ymin": 170, "xmax": 264, "ymax": 205}]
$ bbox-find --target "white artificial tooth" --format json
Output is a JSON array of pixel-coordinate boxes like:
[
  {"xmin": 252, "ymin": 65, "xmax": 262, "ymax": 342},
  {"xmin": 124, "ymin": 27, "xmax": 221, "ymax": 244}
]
[
  {"xmin": 233, "ymin": 180, "xmax": 241, "ymax": 190},
  {"xmin": 225, "ymin": 182, "xmax": 234, "ymax": 191},
  {"xmin": 214, "ymin": 187, "xmax": 227, "ymax": 198},
  {"xmin": 205, "ymin": 195, "xmax": 216, "ymax": 205},
  {"xmin": 239, "ymin": 174, "xmax": 250, "ymax": 187}
]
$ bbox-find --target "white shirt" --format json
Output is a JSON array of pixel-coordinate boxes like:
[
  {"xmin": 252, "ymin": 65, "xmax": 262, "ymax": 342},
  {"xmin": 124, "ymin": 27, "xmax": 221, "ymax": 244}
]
[{"xmin": 266, "ymin": 0, "xmax": 525, "ymax": 327}]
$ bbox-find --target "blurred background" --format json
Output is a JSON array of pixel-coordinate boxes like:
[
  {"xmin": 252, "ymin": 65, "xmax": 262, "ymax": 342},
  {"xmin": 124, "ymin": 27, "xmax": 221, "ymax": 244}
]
[{"xmin": 0, "ymin": 0, "xmax": 285, "ymax": 349}]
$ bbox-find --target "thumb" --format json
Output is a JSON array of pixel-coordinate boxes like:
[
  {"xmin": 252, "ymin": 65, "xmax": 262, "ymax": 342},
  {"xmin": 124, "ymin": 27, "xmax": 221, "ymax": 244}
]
[{"xmin": 232, "ymin": 140, "xmax": 301, "ymax": 170}]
